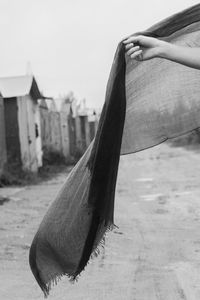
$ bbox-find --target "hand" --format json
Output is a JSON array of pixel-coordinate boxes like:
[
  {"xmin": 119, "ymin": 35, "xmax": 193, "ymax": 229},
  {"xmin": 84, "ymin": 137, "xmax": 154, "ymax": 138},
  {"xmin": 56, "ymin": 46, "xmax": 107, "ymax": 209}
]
[{"xmin": 123, "ymin": 35, "xmax": 167, "ymax": 61}]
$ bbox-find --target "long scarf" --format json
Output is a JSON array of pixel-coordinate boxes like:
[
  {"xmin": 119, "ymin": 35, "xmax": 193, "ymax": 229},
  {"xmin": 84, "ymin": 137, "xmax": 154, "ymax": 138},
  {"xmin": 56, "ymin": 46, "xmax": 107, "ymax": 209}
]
[{"xmin": 29, "ymin": 4, "xmax": 200, "ymax": 296}]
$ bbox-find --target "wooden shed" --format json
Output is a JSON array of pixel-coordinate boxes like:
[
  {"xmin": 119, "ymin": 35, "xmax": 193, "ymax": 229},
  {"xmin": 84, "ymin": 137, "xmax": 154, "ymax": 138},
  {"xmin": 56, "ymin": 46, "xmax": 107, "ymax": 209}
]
[
  {"xmin": 0, "ymin": 75, "xmax": 43, "ymax": 172},
  {"xmin": 0, "ymin": 93, "xmax": 7, "ymax": 175}
]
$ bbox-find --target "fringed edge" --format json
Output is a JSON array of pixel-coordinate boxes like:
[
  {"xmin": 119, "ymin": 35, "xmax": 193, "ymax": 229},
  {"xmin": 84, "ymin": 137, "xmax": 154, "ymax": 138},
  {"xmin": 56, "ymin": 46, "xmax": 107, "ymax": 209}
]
[
  {"xmin": 42, "ymin": 271, "xmax": 79, "ymax": 298},
  {"xmin": 40, "ymin": 221, "xmax": 118, "ymax": 297},
  {"xmin": 91, "ymin": 222, "xmax": 118, "ymax": 259},
  {"xmin": 70, "ymin": 221, "xmax": 117, "ymax": 280}
]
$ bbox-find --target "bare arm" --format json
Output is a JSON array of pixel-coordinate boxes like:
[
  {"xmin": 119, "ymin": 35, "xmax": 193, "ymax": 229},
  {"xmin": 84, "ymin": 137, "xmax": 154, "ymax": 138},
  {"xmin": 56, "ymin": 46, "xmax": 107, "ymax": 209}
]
[{"xmin": 123, "ymin": 35, "xmax": 200, "ymax": 70}]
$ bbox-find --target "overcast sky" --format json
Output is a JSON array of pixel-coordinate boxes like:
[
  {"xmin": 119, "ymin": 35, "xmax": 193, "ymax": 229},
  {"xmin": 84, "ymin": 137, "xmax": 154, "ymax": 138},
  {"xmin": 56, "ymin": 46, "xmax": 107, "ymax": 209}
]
[{"xmin": 0, "ymin": 0, "xmax": 199, "ymax": 108}]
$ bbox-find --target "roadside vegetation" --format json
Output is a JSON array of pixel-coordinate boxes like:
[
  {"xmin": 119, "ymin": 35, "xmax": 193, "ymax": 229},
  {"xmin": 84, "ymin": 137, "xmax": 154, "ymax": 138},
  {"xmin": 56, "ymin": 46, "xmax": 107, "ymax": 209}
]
[{"xmin": 0, "ymin": 151, "xmax": 74, "ymax": 187}]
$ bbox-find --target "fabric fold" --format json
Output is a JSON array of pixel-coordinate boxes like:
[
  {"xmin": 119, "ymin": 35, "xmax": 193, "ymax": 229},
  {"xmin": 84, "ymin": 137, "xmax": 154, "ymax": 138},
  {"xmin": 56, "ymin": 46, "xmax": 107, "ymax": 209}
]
[{"xmin": 29, "ymin": 3, "xmax": 200, "ymax": 296}]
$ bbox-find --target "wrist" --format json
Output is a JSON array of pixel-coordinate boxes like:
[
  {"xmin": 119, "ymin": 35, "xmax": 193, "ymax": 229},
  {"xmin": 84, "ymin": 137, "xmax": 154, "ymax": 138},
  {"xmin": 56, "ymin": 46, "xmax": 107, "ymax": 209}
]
[{"xmin": 156, "ymin": 41, "xmax": 174, "ymax": 59}]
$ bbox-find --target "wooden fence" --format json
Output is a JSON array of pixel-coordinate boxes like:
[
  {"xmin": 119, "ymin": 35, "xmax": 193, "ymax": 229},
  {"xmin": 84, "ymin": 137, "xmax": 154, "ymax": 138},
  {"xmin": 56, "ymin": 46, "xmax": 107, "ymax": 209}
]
[{"xmin": 39, "ymin": 99, "xmax": 98, "ymax": 162}]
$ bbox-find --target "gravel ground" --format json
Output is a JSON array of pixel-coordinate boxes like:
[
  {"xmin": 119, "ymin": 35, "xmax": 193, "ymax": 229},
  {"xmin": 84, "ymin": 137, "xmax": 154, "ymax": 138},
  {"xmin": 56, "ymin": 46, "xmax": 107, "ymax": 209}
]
[{"xmin": 1, "ymin": 143, "xmax": 200, "ymax": 300}]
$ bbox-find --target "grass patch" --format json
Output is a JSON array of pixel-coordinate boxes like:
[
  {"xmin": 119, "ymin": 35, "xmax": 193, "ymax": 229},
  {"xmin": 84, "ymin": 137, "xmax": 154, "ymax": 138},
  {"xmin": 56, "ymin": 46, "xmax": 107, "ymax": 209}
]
[{"xmin": 0, "ymin": 151, "xmax": 75, "ymax": 187}]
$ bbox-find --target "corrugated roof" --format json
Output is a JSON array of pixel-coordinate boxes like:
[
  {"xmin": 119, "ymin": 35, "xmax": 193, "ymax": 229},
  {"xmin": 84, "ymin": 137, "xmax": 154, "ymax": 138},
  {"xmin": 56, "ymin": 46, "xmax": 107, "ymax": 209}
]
[{"xmin": 0, "ymin": 75, "xmax": 42, "ymax": 99}]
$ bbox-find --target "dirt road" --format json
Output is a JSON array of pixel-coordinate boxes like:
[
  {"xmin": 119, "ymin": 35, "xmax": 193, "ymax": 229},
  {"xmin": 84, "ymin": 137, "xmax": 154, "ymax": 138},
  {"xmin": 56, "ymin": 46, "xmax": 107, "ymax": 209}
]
[{"xmin": 1, "ymin": 143, "xmax": 200, "ymax": 300}]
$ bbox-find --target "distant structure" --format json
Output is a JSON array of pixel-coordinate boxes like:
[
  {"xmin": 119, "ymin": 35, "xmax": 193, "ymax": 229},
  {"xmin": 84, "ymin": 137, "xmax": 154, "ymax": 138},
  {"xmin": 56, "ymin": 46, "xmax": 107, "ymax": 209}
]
[
  {"xmin": 0, "ymin": 75, "xmax": 43, "ymax": 172},
  {"xmin": 0, "ymin": 73, "xmax": 100, "ymax": 175}
]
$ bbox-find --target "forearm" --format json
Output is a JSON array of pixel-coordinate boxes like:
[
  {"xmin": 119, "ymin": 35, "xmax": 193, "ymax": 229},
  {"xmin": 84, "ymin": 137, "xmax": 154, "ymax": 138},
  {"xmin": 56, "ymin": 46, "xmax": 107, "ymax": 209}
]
[{"xmin": 159, "ymin": 42, "xmax": 200, "ymax": 70}]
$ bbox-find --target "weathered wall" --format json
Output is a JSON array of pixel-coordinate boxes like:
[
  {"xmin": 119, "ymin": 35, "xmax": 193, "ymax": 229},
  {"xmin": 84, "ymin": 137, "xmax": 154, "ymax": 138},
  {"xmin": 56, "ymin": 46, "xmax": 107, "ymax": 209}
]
[
  {"xmin": 85, "ymin": 116, "xmax": 90, "ymax": 148},
  {"xmin": 49, "ymin": 110, "xmax": 62, "ymax": 153},
  {"xmin": 0, "ymin": 96, "xmax": 7, "ymax": 174},
  {"xmin": 4, "ymin": 97, "xmax": 21, "ymax": 164},
  {"xmin": 60, "ymin": 111, "xmax": 70, "ymax": 158},
  {"xmin": 79, "ymin": 115, "xmax": 91, "ymax": 151},
  {"xmin": 39, "ymin": 99, "xmax": 99, "ymax": 161},
  {"xmin": 68, "ymin": 114, "xmax": 76, "ymax": 156},
  {"xmin": 34, "ymin": 104, "xmax": 43, "ymax": 167},
  {"xmin": 17, "ymin": 96, "xmax": 40, "ymax": 172},
  {"xmin": 75, "ymin": 116, "xmax": 82, "ymax": 154},
  {"xmin": 89, "ymin": 121, "xmax": 96, "ymax": 141},
  {"xmin": 80, "ymin": 116, "xmax": 87, "ymax": 151},
  {"xmin": 39, "ymin": 101, "xmax": 51, "ymax": 154}
]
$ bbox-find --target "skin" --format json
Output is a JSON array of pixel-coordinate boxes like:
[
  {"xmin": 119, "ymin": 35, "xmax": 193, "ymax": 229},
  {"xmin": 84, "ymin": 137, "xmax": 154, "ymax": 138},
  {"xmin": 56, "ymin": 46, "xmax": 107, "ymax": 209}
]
[{"xmin": 123, "ymin": 35, "xmax": 200, "ymax": 70}]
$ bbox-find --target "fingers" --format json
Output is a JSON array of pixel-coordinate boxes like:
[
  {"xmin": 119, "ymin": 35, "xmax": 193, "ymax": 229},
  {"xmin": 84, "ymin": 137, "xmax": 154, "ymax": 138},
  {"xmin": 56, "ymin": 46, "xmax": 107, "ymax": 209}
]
[
  {"xmin": 130, "ymin": 50, "xmax": 143, "ymax": 60},
  {"xmin": 126, "ymin": 45, "xmax": 140, "ymax": 56},
  {"xmin": 124, "ymin": 43, "xmax": 134, "ymax": 51},
  {"xmin": 123, "ymin": 36, "xmax": 141, "ymax": 45},
  {"xmin": 123, "ymin": 35, "xmax": 146, "ymax": 61},
  {"xmin": 124, "ymin": 42, "xmax": 142, "ymax": 60}
]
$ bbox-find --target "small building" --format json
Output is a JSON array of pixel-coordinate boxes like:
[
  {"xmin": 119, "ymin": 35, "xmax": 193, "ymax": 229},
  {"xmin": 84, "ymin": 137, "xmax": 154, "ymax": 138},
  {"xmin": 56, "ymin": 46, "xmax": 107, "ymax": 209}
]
[
  {"xmin": 0, "ymin": 75, "xmax": 43, "ymax": 172},
  {"xmin": 0, "ymin": 94, "xmax": 7, "ymax": 175}
]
